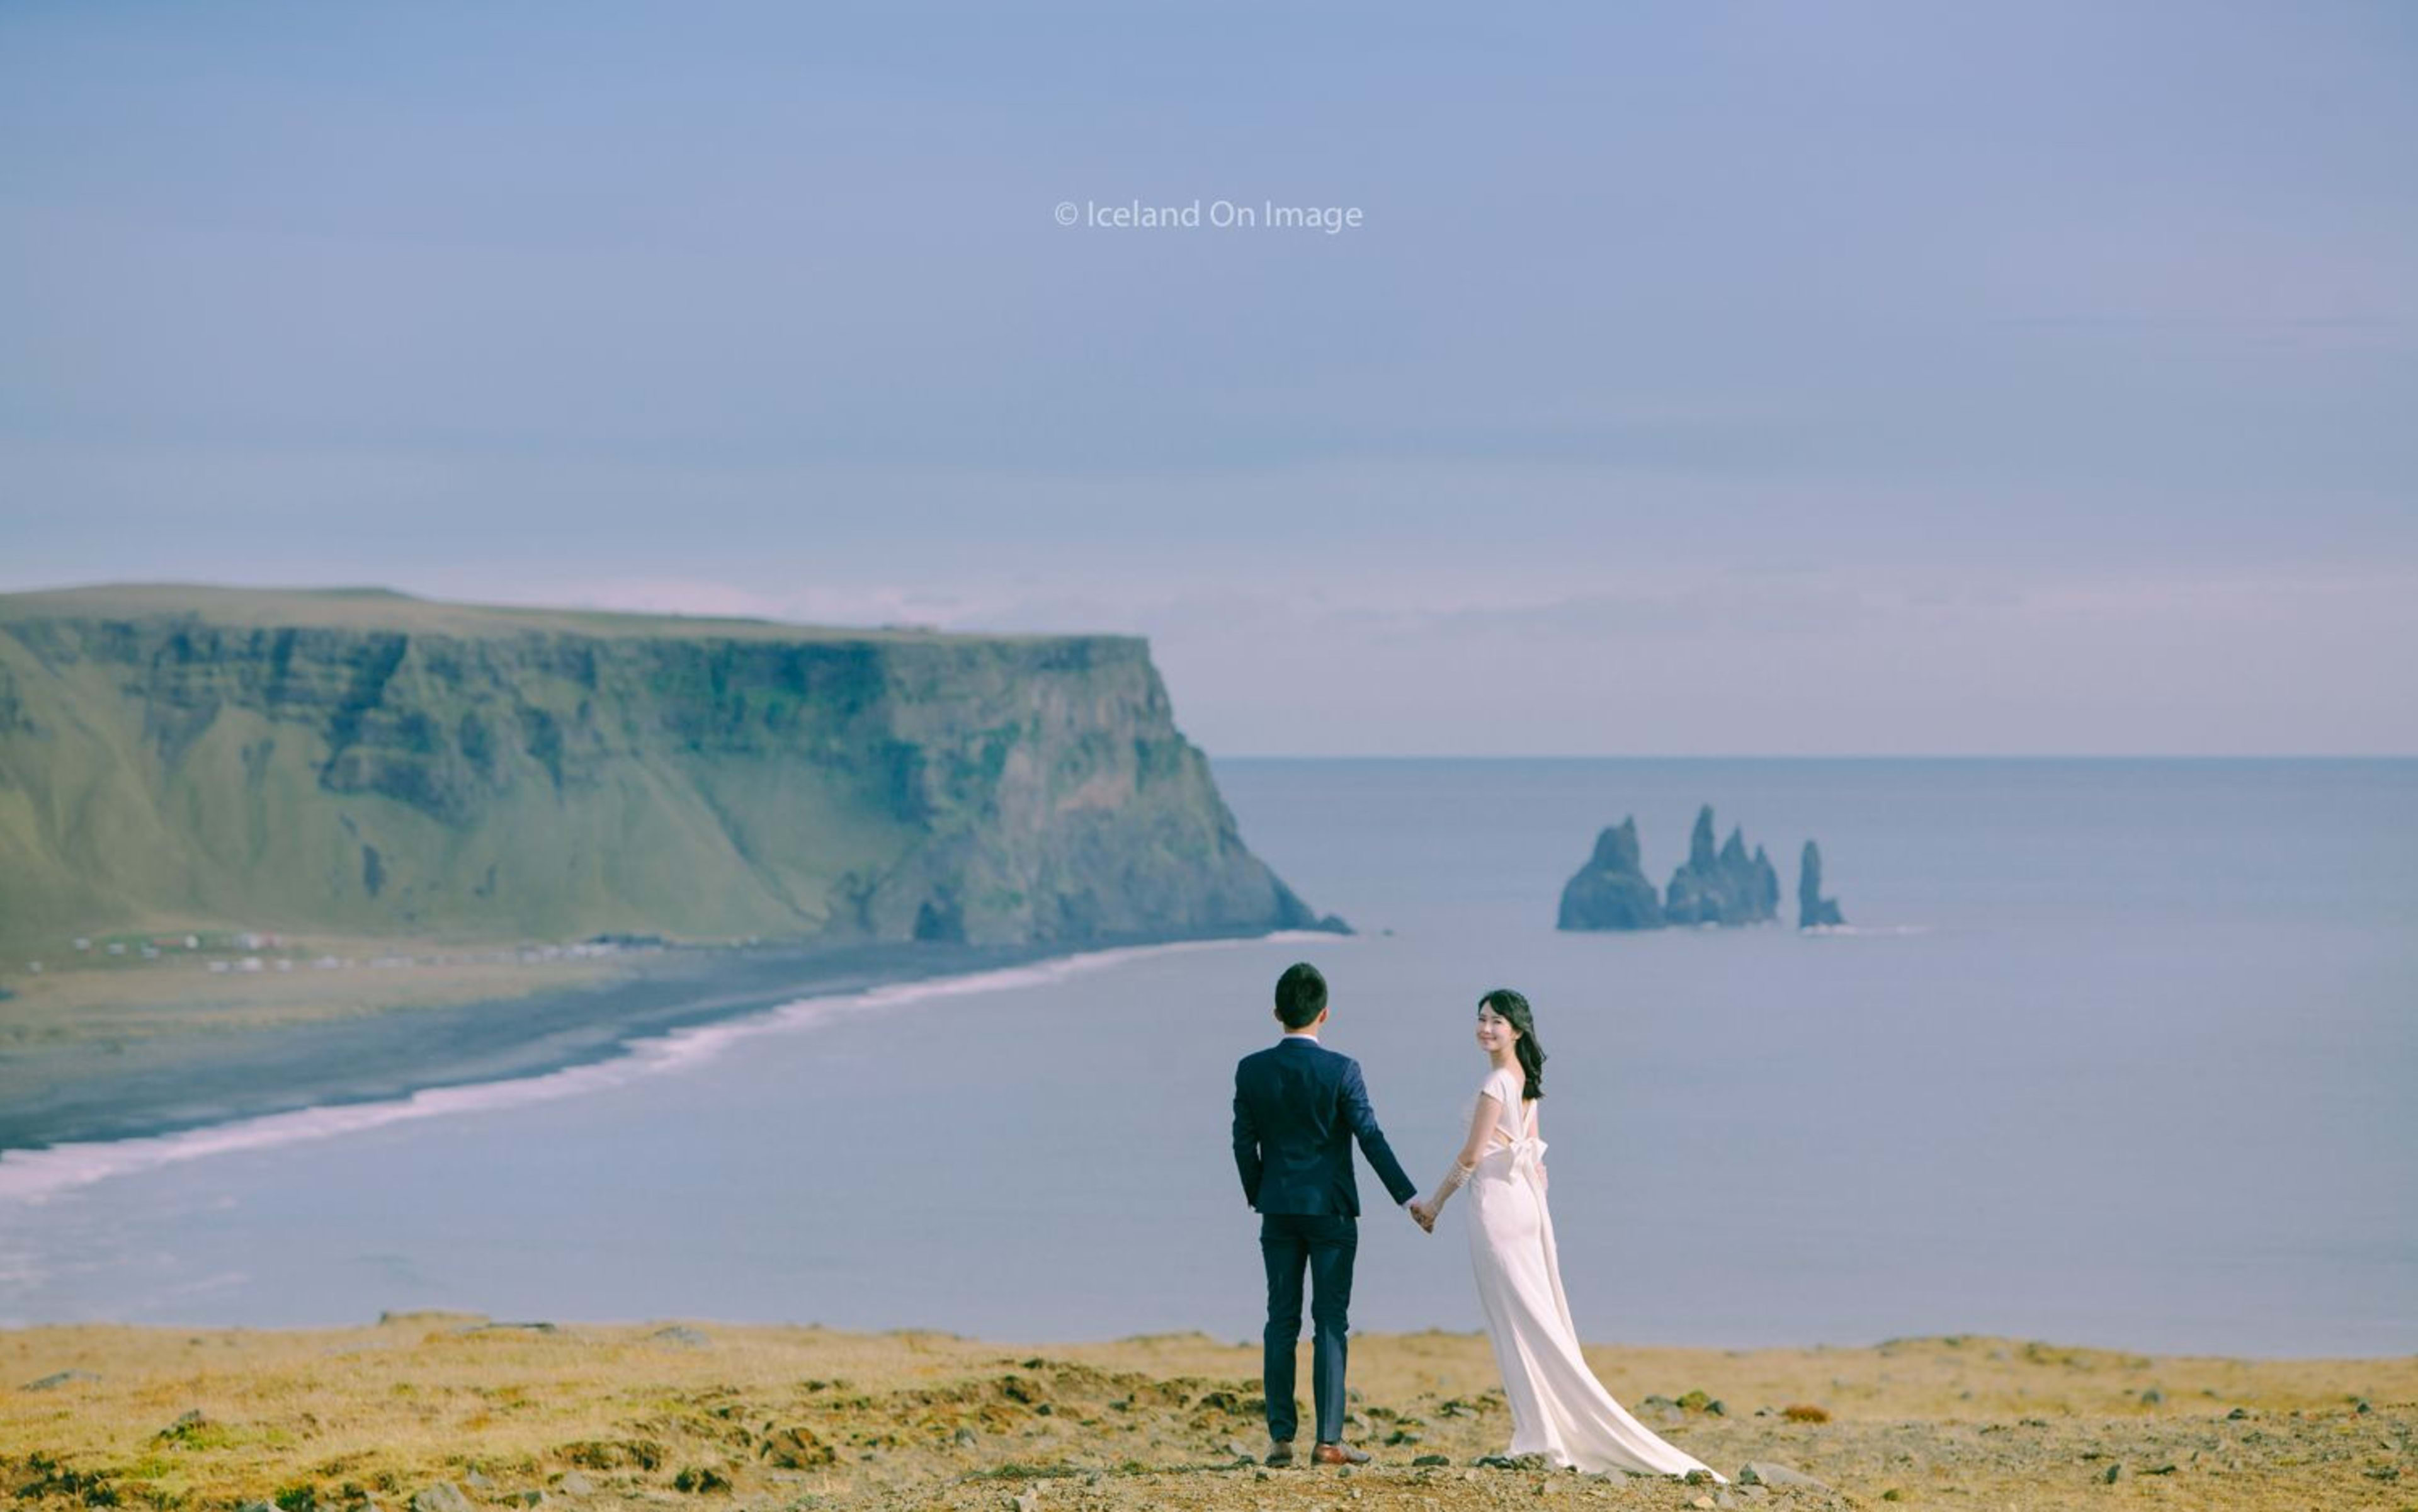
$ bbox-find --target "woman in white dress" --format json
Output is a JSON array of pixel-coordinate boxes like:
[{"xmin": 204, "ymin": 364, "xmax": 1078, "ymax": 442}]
[{"xmin": 1409, "ymin": 989, "xmax": 1723, "ymax": 1481}]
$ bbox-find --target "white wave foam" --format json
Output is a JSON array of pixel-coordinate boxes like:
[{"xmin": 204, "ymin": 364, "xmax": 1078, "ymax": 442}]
[
  {"xmin": 1799, "ymin": 924, "xmax": 1933, "ymax": 937},
  {"xmin": 0, "ymin": 935, "xmax": 1285, "ymax": 1207}
]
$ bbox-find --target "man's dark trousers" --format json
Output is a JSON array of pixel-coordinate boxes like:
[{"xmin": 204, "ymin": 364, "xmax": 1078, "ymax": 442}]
[
  {"xmin": 1232, "ymin": 1034, "xmax": 1418, "ymax": 1448},
  {"xmin": 1259, "ymin": 1211, "xmax": 1356, "ymax": 1445}
]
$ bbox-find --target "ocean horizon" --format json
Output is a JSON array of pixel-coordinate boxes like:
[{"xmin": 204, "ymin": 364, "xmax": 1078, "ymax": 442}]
[{"xmin": 1, "ymin": 756, "xmax": 2410, "ymax": 1358}]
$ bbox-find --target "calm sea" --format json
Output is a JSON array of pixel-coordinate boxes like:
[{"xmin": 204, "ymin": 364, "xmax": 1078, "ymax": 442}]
[{"xmin": 2, "ymin": 759, "xmax": 2411, "ymax": 1356}]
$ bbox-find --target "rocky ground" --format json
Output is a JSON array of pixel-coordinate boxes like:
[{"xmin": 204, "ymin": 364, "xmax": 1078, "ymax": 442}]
[{"xmin": 3, "ymin": 1317, "xmax": 2410, "ymax": 1512}]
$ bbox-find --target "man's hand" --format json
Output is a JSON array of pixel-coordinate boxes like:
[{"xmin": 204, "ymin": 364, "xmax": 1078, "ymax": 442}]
[{"xmin": 1407, "ymin": 1199, "xmax": 1436, "ymax": 1234}]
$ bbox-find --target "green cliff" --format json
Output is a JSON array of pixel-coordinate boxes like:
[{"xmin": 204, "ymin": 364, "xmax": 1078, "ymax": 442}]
[{"xmin": 0, "ymin": 585, "xmax": 1335, "ymax": 952}]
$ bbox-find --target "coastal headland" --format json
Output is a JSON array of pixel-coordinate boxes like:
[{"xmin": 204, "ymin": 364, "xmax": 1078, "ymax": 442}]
[
  {"xmin": 0, "ymin": 584, "xmax": 1337, "ymax": 1153},
  {"xmin": 3, "ymin": 1321, "xmax": 2408, "ymax": 1512}
]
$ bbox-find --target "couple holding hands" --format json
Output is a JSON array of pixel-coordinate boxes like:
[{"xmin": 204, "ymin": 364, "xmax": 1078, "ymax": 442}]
[{"xmin": 1231, "ymin": 962, "xmax": 1720, "ymax": 1480}]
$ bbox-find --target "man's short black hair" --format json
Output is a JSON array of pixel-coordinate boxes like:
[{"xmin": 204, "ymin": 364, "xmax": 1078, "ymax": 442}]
[{"xmin": 1274, "ymin": 962, "xmax": 1327, "ymax": 1030}]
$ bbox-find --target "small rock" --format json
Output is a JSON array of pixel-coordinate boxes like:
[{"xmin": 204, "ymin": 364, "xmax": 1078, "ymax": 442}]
[
  {"xmin": 2140, "ymin": 1388, "xmax": 2164, "ymax": 1406},
  {"xmin": 463, "ymin": 1472, "xmax": 496, "ymax": 1491},
  {"xmin": 1688, "ymin": 1498, "xmax": 1715, "ymax": 1511},
  {"xmin": 1714, "ymin": 1494, "xmax": 1738, "ymax": 1509},
  {"xmin": 2226, "ymin": 1406, "xmax": 2249, "ymax": 1420},
  {"xmin": 1737, "ymin": 1462, "xmax": 1831, "ymax": 1491},
  {"xmin": 1412, "ymin": 1454, "xmax": 1451, "ymax": 1467},
  {"xmin": 414, "ymin": 1486, "xmax": 475, "ymax": 1512},
  {"xmin": 958, "ymin": 1428, "xmax": 982, "ymax": 1447},
  {"xmin": 21, "ymin": 1370, "xmax": 102, "ymax": 1391},
  {"xmin": 157, "ymin": 1409, "xmax": 207, "ymax": 1438},
  {"xmin": 1011, "ymin": 1490, "xmax": 1040, "ymax": 1512},
  {"xmin": 554, "ymin": 1475, "xmax": 594, "ymax": 1497},
  {"xmin": 1476, "ymin": 1453, "xmax": 1552, "ymax": 1471}
]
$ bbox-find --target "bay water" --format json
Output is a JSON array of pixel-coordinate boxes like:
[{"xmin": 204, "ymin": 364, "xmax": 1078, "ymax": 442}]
[{"xmin": 1, "ymin": 759, "xmax": 2410, "ymax": 1356}]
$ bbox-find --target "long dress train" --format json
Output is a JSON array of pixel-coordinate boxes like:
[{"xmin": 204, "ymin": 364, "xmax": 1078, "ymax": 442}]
[{"xmin": 1460, "ymin": 1066, "xmax": 1723, "ymax": 1481}]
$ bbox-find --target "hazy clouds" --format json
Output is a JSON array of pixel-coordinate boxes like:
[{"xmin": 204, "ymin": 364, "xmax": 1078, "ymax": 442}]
[{"xmin": 4, "ymin": 3, "xmax": 2412, "ymax": 752}]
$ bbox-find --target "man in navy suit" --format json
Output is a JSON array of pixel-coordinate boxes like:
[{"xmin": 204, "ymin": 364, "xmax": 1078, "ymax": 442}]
[{"xmin": 1232, "ymin": 961, "xmax": 1422, "ymax": 1467}]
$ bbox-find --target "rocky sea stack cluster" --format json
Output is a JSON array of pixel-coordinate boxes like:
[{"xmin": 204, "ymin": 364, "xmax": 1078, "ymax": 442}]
[{"xmin": 1558, "ymin": 804, "xmax": 1843, "ymax": 931}]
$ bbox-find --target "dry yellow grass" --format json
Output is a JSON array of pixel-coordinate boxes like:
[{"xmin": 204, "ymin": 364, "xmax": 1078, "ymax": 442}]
[{"xmin": 3, "ymin": 1317, "xmax": 2411, "ymax": 1512}]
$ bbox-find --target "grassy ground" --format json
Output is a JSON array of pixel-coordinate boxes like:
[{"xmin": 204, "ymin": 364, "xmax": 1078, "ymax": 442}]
[
  {"xmin": 0, "ymin": 935, "xmax": 636, "ymax": 1051},
  {"xmin": 3, "ymin": 1319, "xmax": 2409, "ymax": 1512}
]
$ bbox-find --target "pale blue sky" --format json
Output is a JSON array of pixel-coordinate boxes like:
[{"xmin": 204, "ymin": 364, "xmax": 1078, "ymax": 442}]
[{"xmin": 4, "ymin": 3, "xmax": 2412, "ymax": 753}]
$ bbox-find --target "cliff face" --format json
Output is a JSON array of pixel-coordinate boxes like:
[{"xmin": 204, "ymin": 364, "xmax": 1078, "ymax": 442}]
[{"xmin": 0, "ymin": 586, "xmax": 1331, "ymax": 950}]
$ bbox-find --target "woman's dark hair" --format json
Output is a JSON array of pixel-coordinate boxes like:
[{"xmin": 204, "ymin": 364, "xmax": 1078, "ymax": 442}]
[
  {"xmin": 1479, "ymin": 987, "xmax": 1545, "ymax": 1101},
  {"xmin": 1274, "ymin": 962, "xmax": 1329, "ymax": 1029}
]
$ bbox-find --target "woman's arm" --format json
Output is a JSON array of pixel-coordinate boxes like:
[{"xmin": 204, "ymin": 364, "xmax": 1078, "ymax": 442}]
[
  {"xmin": 1410, "ymin": 1092, "xmax": 1502, "ymax": 1229},
  {"xmin": 1455, "ymin": 1091, "xmax": 1501, "ymax": 1170}
]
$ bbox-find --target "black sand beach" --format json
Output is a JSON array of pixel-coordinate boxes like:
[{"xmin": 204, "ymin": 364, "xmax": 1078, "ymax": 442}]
[{"xmin": 0, "ymin": 940, "xmax": 1081, "ymax": 1154}]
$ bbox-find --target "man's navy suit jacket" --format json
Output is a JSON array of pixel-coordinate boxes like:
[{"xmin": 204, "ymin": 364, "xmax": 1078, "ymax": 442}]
[{"xmin": 1232, "ymin": 1035, "xmax": 1419, "ymax": 1217}]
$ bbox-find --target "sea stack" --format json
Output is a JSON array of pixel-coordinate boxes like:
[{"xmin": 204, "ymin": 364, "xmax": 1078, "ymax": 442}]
[
  {"xmin": 1662, "ymin": 805, "xmax": 1781, "ymax": 926},
  {"xmin": 1798, "ymin": 840, "xmax": 1845, "ymax": 929},
  {"xmin": 1556, "ymin": 817, "xmax": 1665, "ymax": 931}
]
